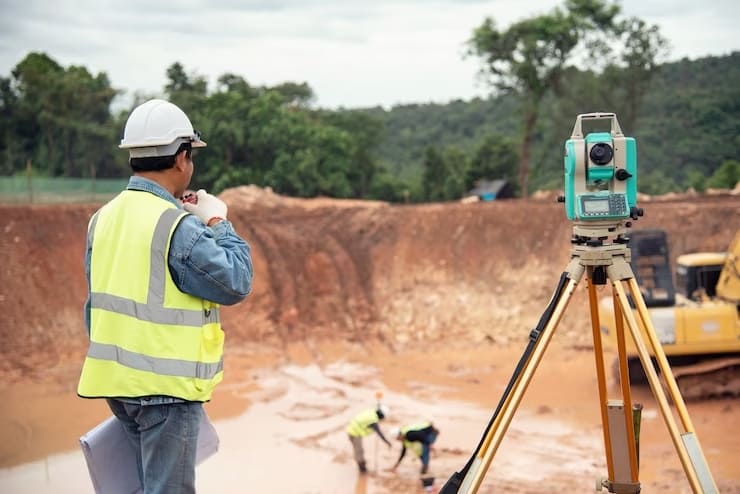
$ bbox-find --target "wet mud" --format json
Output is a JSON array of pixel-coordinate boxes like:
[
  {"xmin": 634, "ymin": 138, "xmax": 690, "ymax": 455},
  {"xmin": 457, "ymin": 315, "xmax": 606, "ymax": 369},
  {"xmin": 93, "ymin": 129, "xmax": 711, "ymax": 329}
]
[{"xmin": 1, "ymin": 341, "xmax": 738, "ymax": 493}]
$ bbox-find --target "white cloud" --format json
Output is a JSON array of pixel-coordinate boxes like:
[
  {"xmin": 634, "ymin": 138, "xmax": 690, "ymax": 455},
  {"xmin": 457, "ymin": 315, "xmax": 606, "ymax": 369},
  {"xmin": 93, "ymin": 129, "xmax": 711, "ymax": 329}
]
[{"xmin": 0, "ymin": 0, "xmax": 737, "ymax": 109}]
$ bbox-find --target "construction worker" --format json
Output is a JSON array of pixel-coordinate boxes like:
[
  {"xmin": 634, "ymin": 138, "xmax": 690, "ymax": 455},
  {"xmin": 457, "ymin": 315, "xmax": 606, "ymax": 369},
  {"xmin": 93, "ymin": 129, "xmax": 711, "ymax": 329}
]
[
  {"xmin": 388, "ymin": 421, "xmax": 440, "ymax": 474},
  {"xmin": 346, "ymin": 405, "xmax": 392, "ymax": 473},
  {"xmin": 77, "ymin": 99, "xmax": 253, "ymax": 494}
]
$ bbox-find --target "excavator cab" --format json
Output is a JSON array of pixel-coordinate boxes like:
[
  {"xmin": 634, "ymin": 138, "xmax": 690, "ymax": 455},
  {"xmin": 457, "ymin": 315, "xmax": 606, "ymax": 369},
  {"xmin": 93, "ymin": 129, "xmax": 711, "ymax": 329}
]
[
  {"xmin": 675, "ymin": 252, "xmax": 727, "ymax": 301},
  {"xmin": 627, "ymin": 229, "xmax": 675, "ymax": 307}
]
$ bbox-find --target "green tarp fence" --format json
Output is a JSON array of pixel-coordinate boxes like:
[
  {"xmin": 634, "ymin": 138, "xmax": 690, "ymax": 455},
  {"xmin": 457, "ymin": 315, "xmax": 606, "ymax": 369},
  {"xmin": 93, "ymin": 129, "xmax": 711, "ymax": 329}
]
[{"xmin": 0, "ymin": 176, "xmax": 128, "ymax": 204}]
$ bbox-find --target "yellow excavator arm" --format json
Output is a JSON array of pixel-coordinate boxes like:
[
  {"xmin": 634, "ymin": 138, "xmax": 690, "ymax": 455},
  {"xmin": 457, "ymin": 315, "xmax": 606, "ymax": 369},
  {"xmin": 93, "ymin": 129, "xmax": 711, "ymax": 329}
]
[{"xmin": 716, "ymin": 230, "xmax": 740, "ymax": 303}]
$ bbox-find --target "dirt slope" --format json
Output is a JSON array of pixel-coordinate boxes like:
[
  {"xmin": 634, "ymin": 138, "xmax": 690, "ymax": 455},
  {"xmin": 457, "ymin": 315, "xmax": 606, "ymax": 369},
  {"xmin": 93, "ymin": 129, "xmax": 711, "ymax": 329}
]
[{"xmin": 1, "ymin": 188, "xmax": 737, "ymax": 378}]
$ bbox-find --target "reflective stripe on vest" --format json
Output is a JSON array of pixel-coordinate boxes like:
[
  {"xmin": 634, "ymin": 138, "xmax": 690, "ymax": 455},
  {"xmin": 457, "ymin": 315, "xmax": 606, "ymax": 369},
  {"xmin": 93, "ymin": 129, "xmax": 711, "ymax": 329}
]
[
  {"xmin": 77, "ymin": 191, "xmax": 224, "ymax": 401},
  {"xmin": 346, "ymin": 408, "xmax": 379, "ymax": 437}
]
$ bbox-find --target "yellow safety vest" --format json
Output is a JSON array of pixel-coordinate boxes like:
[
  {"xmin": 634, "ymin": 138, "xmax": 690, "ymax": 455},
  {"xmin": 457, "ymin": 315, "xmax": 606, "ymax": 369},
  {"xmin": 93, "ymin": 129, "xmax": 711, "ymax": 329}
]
[
  {"xmin": 77, "ymin": 190, "xmax": 223, "ymax": 402},
  {"xmin": 346, "ymin": 409, "xmax": 379, "ymax": 437},
  {"xmin": 401, "ymin": 421, "xmax": 431, "ymax": 457}
]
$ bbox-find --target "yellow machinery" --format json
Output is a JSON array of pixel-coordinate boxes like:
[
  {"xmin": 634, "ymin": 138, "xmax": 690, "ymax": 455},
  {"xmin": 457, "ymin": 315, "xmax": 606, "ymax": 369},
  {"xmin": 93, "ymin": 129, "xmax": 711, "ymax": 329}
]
[{"xmin": 600, "ymin": 229, "xmax": 740, "ymax": 399}]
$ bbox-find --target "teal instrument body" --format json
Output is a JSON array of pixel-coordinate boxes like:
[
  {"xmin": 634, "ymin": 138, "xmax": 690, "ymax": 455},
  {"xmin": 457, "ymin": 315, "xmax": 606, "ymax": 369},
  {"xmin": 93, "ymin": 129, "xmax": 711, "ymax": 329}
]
[{"xmin": 563, "ymin": 126, "xmax": 638, "ymax": 222}]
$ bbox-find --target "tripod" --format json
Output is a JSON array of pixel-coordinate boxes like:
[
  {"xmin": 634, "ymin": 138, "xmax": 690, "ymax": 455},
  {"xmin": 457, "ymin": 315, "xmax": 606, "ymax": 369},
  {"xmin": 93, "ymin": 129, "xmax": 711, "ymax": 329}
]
[{"xmin": 440, "ymin": 224, "xmax": 718, "ymax": 493}]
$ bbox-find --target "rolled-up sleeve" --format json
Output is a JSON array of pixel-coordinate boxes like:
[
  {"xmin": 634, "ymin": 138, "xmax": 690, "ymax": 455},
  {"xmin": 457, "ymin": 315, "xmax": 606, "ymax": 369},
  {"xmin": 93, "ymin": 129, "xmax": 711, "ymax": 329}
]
[{"xmin": 169, "ymin": 214, "xmax": 253, "ymax": 306}]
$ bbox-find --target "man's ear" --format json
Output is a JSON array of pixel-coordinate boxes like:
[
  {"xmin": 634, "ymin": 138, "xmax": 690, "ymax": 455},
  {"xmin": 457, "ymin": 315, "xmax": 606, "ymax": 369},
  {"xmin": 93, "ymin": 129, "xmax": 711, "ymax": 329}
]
[{"xmin": 173, "ymin": 150, "xmax": 188, "ymax": 171}]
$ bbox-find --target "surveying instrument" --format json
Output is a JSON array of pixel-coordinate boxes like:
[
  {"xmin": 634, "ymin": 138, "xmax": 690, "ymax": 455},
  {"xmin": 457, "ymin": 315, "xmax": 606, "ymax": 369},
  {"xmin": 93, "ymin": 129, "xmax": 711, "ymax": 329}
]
[{"xmin": 440, "ymin": 113, "xmax": 718, "ymax": 493}]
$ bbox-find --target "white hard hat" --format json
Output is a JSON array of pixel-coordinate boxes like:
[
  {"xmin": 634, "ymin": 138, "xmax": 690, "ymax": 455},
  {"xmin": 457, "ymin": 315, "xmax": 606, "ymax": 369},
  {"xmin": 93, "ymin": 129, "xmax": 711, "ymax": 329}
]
[
  {"xmin": 120, "ymin": 99, "xmax": 206, "ymax": 158},
  {"xmin": 390, "ymin": 426, "xmax": 401, "ymax": 438},
  {"xmin": 377, "ymin": 405, "xmax": 390, "ymax": 419}
]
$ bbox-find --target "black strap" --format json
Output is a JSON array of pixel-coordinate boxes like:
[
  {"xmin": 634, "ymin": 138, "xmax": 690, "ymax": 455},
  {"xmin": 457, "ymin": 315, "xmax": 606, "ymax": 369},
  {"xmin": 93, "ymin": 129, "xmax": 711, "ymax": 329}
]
[{"xmin": 439, "ymin": 272, "xmax": 570, "ymax": 493}]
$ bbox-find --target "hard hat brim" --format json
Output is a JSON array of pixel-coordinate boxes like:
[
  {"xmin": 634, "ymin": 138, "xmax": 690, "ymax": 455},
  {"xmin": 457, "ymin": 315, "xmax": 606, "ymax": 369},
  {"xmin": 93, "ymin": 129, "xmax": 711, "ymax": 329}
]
[{"xmin": 124, "ymin": 135, "xmax": 207, "ymax": 158}]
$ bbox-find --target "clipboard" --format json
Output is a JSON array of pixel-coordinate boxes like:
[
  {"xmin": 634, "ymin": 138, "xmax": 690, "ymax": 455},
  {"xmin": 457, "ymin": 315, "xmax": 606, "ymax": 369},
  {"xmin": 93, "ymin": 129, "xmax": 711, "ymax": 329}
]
[{"xmin": 79, "ymin": 410, "xmax": 219, "ymax": 494}]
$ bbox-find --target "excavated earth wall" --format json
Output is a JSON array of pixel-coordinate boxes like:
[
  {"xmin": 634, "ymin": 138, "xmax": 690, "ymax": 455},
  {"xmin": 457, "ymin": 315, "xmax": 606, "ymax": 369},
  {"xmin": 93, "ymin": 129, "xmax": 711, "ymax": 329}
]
[{"xmin": 1, "ymin": 189, "xmax": 737, "ymax": 382}]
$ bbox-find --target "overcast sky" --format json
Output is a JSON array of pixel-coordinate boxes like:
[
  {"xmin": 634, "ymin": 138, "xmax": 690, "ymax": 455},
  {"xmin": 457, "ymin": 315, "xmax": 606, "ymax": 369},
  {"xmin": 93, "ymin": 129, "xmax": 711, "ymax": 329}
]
[{"xmin": 1, "ymin": 0, "xmax": 738, "ymax": 110}]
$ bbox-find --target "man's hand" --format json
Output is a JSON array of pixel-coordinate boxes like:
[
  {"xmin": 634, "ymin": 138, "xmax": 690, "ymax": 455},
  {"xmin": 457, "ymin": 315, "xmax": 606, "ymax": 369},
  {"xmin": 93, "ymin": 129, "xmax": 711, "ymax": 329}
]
[
  {"xmin": 180, "ymin": 189, "xmax": 197, "ymax": 205},
  {"xmin": 183, "ymin": 189, "xmax": 227, "ymax": 225}
]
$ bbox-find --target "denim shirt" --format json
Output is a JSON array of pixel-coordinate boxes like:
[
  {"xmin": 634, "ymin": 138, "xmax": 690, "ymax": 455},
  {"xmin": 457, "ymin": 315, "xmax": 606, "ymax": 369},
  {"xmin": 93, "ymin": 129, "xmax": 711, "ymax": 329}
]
[{"xmin": 84, "ymin": 176, "xmax": 254, "ymax": 405}]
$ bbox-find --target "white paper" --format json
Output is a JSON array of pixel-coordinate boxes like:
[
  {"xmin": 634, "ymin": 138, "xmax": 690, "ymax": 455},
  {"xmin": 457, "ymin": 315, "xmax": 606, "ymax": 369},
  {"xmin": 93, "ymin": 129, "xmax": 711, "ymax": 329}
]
[{"xmin": 79, "ymin": 410, "xmax": 219, "ymax": 494}]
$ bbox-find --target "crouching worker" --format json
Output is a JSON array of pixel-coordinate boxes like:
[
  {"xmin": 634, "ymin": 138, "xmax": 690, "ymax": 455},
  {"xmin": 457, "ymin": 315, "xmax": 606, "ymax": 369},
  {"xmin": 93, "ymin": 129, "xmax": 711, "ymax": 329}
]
[
  {"xmin": 346, "ymin": 405, "xmax": 392, "ymax": 473},
  {"xmin": 389, "ymin": 421, "xmax": 440, "ymax": 474}
]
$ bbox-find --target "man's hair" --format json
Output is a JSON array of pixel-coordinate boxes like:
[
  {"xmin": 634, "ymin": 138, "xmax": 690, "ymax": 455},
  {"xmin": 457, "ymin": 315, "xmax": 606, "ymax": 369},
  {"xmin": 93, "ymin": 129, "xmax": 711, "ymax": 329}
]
[{"xmin": 130, "ymin": 142, "xmax": 192, "ymax": 172}]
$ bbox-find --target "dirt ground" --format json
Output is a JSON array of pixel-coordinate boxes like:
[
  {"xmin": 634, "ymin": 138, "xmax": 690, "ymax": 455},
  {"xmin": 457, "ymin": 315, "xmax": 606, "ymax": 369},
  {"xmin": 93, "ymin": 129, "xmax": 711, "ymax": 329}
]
[{"xmin": 0, "ymin": 187, "xmax": 738, "ymax": 493}]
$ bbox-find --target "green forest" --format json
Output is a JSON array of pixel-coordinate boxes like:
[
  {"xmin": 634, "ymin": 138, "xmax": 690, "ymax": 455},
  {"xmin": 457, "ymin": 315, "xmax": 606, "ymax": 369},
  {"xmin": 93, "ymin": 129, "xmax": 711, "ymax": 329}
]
[
  {"xmin": 1, "ymin": 1, "xmax": 738, "ymax": 202},
  {"xmin": 367, "ymin": 52, "xmax": 740, "ymax": 197}
]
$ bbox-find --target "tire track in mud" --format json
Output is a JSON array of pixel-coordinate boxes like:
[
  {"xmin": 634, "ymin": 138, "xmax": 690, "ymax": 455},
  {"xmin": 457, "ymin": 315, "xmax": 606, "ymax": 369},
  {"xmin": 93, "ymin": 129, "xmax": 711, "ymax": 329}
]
[
  {"xmin": 239, "ymin": 212, "xmax": 300, "ymax": 347},
  {"xmin": 312, "ymin": 208, "xmax": 377, "ymax": 343},
  {"xmin": 236, "ymin": 205, "xmax": 388, "ymax": 348}
]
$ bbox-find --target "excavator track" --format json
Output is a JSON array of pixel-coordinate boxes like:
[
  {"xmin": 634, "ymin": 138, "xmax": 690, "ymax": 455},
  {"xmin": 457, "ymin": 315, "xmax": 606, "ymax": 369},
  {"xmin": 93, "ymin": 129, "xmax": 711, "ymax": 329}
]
[
  {"xmin": 614, "ymin": 356, "xmax": 740, "ymax": 401},
  {"xmin": 670, "ymin": 357, "xmax": 740, "ymax": 401}
]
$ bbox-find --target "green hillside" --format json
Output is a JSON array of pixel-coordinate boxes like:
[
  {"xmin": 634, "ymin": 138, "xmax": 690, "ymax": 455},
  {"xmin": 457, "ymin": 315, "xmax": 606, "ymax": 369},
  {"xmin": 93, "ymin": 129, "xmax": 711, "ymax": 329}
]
[{"xmin": 363, "ymin": 52, "xmax": 740, "ymax": 195}]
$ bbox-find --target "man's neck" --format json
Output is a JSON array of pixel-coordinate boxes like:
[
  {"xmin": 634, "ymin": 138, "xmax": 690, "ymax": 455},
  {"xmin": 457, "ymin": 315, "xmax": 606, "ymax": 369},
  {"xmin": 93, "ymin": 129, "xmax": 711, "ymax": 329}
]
[{"xmin": 135, "ymin": 171, "xmax": 177, "ymax": 197}]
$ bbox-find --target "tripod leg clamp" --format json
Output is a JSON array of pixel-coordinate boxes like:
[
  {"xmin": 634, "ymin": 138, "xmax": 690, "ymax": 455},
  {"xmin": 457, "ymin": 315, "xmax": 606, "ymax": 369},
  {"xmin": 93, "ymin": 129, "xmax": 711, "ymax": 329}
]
[{"xmin": 599, "ymin": 479, "xmax": 641, "ymax": 493}]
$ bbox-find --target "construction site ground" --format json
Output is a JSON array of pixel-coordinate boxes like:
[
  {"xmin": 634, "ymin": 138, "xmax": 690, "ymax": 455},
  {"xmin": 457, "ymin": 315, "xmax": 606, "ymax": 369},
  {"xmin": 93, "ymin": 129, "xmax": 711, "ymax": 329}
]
[{"xmin": 0, "ymin": 187, "xmax": 738, "ymax": 493}]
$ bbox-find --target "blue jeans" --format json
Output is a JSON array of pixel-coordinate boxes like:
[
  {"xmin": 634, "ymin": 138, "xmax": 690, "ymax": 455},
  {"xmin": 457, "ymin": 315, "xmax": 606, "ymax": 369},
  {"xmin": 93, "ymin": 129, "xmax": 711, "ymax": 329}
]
[
  {"xmin": 107, "ymin": 399, "xmax": 203, "ymax": 494},
  {"xmin": 420, "ymin": 429, "xmax": 438, "ymax": 474}
]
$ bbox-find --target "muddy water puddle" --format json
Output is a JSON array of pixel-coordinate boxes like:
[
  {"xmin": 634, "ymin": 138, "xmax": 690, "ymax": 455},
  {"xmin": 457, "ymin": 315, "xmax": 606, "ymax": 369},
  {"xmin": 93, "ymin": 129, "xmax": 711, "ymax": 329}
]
[
  {"xmin": 1, "ymin": 344, "xmax": 738, "ymax": 493},
  {"xmin": 0, "ymin": 360, "xmax": 601, "ymax": 493}
]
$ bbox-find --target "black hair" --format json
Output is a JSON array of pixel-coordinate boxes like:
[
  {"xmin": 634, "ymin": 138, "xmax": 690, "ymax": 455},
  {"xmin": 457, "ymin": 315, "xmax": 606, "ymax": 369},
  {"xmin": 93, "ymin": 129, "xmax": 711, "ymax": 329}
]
[{"xmin": 130, "ymin": 142, "xmax": 192, "ymax": 172}]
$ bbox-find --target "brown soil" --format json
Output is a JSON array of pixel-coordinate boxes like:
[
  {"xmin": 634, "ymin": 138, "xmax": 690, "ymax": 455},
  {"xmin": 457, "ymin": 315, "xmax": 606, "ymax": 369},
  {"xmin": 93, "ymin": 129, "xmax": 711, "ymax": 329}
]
[{"xmin": 0, "ymin": 187, "xmax": 738, "ymax": 493}]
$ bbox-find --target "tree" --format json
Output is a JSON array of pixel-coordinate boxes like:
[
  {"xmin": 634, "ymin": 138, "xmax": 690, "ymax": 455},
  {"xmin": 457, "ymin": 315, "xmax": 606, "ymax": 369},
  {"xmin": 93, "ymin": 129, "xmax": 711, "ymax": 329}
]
[
  {"xmin": 422, "ymin": 147, "xmax": 447, "ymax": 201},
  {"xmin": 272, "ymin": 82, "xmax": 314, "ymax": 107},
  {"xmin": 707, "ymin": 159, "xmax": 739, "ymax": 190},
  {"xmin": 441, "ymin": 146, "xmax": 468, "ymax": 199},
  {"xmin": 11, "ymin": 53, "xmax": 65, "ymax": 175},
  {"xmin": 165, "ymin": 62, "xmax": 208, "ymax": 117},
  {"xmin": 0, "ymin": 76, "xmax": 20, "ymax": 175},
  {"xmin": 421, "ymin": 145, "xmax": 468, "ymax": 201},
  {"xmin": 319, "ymin": 109, "xmax": 384, "ymax": 198},
  {"xmin": 598, "ymin": 17, "xmax": 669, "ymax": 133},
  {"xmin": 7, "ymin": 52, "xmax": 119, "ymax": 177},
  {"xmin": 467, "ymin": 0, "xmax": 622, "ymax": 196},
  {"xmin": 466, "ymin": 134, "xmax": 519, "ymax": 193}
]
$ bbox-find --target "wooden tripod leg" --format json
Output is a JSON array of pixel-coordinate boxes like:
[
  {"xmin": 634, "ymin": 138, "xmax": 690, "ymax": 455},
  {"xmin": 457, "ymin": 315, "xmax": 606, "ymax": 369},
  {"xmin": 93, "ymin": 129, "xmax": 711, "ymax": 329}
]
[
  {"xmin": 587, "ymin": 278, "xmax": 615, "ymax": 478},
  {"xmin": 589, "ymin": 278, "xmax": 641, "ymax": 493},
  {"xmin": 461, "ymin": 273, "xmax": 582, "ymax": 493},
  {"xmin": 625, "ymin": 277, "xmax": 718, "ymax": 493},
  {"xmin": 627, "ymin": 278, "xmax": 698, "ymax": 432},
  {"xmin": 587, "ymin": 277, "xmax": 640, "ymax": 490},
  {"xmin": 607, "ymin": 263, "xmax": 718, "ymax": 493}
]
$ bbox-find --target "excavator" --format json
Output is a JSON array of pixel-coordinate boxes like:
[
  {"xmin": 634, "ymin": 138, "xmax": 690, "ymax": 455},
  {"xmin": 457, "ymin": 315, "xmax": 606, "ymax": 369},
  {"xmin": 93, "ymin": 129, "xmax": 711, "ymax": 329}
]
[{"xmin": 599, "ymin": 228, "xmax": 740, "ymax": 399}]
